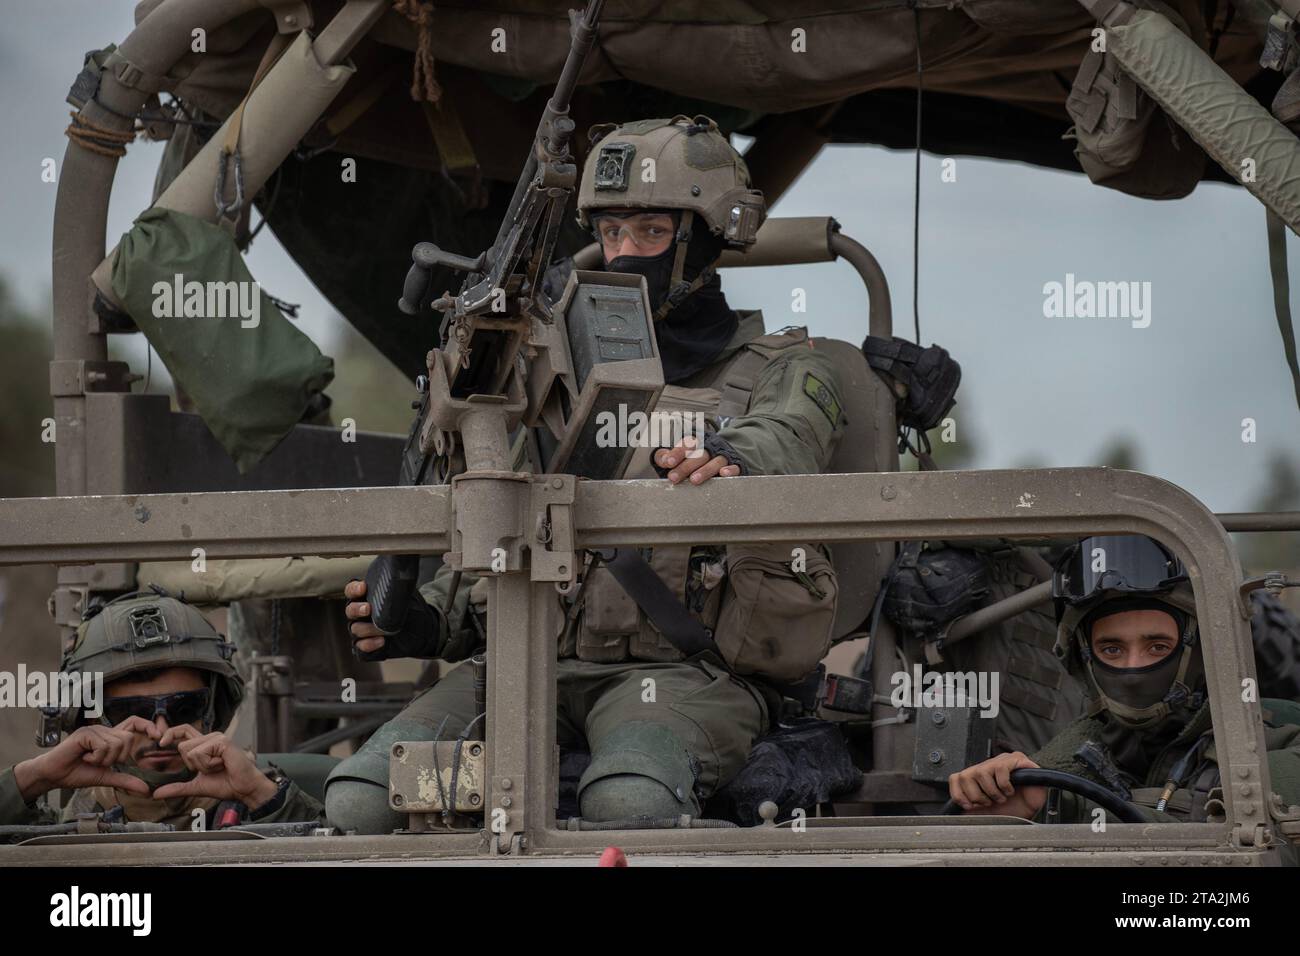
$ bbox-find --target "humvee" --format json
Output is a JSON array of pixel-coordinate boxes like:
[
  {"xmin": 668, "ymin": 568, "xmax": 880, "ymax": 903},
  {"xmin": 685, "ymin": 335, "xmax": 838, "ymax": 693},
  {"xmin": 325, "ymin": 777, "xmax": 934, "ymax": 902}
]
[{"xmin": 1, "ymin": 0, "xmax": 1299, "ymax": 865}]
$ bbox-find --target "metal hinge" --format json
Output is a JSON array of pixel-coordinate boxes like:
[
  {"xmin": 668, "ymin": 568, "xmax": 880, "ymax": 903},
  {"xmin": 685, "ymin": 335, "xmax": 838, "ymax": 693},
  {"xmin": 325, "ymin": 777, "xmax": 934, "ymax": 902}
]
[
  {"xmin": 489, "ymin": 832, "xmax": 525, "ymax": 855},
  {"xmin": 1230, "ymin": 822, "xmax": 1270, "ymax": 848},
  {"xmin": 528, "ymin": 475, "xmax": 576, "ymax": 583}
]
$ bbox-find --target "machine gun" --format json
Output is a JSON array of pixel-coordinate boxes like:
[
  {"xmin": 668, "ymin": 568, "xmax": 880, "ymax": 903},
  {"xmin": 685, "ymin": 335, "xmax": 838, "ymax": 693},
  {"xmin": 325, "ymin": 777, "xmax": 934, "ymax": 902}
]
[{"xmin": 365, "ymin": 0, "xmax": 664, "ymax": 634}]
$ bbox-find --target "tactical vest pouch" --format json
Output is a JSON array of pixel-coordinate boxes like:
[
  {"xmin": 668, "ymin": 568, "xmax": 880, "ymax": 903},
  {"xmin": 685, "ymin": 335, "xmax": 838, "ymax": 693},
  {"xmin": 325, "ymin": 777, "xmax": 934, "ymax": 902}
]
[
  {"xmin": 714, "ymin": 543, "xmax": 838, "ymax": 682},
  {"xmin": 1065, "ymin": 1, "xmax": 1204, "ymax": 200},
  {"xmin": 575, "ymin": 564, "xmax": 638, "ymax": 663},
  {"xmin": 861, "ymin": 336, "xmax": 960, "ymax": 433},
  {"xmin": 882, "ymin": 547, "xmax": 991, "ymax": 636}
]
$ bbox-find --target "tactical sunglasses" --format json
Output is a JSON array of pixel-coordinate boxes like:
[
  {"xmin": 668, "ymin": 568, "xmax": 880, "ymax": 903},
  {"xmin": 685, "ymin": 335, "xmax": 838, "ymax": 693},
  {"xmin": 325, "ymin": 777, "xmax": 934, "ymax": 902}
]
[
  {"xmin": 1053, "ymin": 534, "xmax": 1188, "ymax": 606},
  {"xmin": 100, "ymin": 688, "xmax": 212, "ymax": 728},
  {"xmin": 590, "ymin": 211, "xmax": 678, "ymax": 251}
]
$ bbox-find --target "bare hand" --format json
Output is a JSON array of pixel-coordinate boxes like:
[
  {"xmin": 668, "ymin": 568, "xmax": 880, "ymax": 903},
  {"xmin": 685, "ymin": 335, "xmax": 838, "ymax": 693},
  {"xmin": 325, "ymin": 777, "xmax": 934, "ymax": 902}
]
[
  {"xmin": 948, "ymin": 751, "xmax": 1046, "ymax": 819},
  {"xmin": 13, "ymin": 717, "xmax": 160, "ymax": 801},
  {"xmin": 654, "ymin": 436, "xmax": 740, "ymax": 485},
  {"xmin": 344, "ymin": 578, "xmax": 385, "ymax": 655},
  {"xmin": 151, "ymin": 727, "xmax": 278, "ymax": 808}
]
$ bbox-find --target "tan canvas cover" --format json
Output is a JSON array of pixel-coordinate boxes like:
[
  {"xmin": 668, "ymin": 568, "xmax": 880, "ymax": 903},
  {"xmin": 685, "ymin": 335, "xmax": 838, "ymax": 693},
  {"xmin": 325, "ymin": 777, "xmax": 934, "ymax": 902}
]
[
  {"xmin": 135, "ymin": 1, "xmax": 1260, "ymax": 132},
  {"xmin": 137, "ymin": 555, "xmax": 374, "ymax": 602}
]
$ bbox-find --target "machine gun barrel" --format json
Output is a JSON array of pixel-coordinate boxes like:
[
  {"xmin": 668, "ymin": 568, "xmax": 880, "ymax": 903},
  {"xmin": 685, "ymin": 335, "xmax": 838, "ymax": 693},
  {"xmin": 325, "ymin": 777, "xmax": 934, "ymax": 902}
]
[
  {"xmin": 494, "ymin": 0, "xmax": 602, "ymax": 230},
  {"xmin": 364, "ymin": 0, "xmax": 605, "ymax": 639},
  {"xmin": 478, "ymin": 0, "xmax": 604, "ymax": 297}
]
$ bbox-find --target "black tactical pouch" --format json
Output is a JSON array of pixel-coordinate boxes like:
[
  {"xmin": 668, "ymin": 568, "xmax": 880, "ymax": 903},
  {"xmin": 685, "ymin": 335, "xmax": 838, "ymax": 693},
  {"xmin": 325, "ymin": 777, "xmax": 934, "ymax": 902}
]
[
  {"xmin": 882, "ymin": 546, "xmax": 991, "ymax": 637},
  {"xmin": 861, "ymin": 336, "xmax": 961, "ymax": 433}
]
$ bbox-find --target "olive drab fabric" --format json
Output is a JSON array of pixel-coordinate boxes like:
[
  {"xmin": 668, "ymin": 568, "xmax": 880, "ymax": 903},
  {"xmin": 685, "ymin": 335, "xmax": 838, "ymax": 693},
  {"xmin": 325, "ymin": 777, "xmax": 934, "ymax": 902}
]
[
  {"xmin": 0, "ymin": 763, "xmax": 324, "ymax": 830},
  {"xmin": 325, "ymin": 656, "xmax": 768, "ymax": 832},
  {"xmin": 414, "ymin": 313, "xmax": 845, "ymax": 683},
  {"xmin": 142, "ymin": 1, "xmax": 1269, "ymax": 217},
  {"xmin": 144, "ymin": 1, "xmax": 1111, "ymax": 122},
  {"xmin": 567, "ymin": 317, "xmax": 843, "ymax": 681},
  {"xmin": 109, "ymin": 207, "xmax": 334, "ymax": 474},
  {"xmin": 1030, "ymin": 700, "xmax": 1300, "ymax": 828},
  {"xmin": 137, "ymin": 555, "xmax": 375, "ymax": 603},
  {"xmin": 1065, "ymin": 0, "xmax": 1205, "ymax": 199},
  {"xmin": 713, "ymin": 541, "xmax": 838, "ymax": 682}
]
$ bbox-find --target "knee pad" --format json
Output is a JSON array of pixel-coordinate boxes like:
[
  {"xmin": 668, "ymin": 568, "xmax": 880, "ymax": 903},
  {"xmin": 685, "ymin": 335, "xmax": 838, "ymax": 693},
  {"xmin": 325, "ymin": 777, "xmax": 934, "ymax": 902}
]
[
  {"xmin": 578, "ymin": 721, "xmax": 700, "ymax": 823},
  {"xmin": 324, "ymin": 726, "xmax": 420, "ymax": 835},
  {"xmin": 324, "ymin": 777, "xmax": 406, "ymax": 835}
]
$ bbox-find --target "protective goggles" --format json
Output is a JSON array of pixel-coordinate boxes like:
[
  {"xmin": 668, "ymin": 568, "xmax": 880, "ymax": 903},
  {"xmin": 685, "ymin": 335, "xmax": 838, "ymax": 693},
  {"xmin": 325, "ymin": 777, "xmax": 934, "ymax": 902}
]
[
  {"xmin": 1053, "ymin": 534, "xmax": 1187, "ymax": 606},
  {"xmin": 590, "ymin": 211, "xmax": 678, "ymax": 253},
  {"xmin": 100, "ymin": 688, "xmax": 212, "ymax": 728}
]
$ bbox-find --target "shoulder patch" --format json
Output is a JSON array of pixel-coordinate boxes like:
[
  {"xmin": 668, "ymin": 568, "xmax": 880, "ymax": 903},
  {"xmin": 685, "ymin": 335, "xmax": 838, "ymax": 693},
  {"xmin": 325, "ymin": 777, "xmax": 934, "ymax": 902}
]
[{"xmin": 802, "ymin": 371, "xmax": 842, "ymax": 426}]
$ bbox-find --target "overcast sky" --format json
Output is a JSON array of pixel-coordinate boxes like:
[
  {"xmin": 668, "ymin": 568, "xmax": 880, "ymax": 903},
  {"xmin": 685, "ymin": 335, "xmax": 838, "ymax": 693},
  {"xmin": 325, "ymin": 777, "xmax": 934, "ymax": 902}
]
[{"xmin": 1, "ymin": 2, "xmax": 1297, "ymax": 515}]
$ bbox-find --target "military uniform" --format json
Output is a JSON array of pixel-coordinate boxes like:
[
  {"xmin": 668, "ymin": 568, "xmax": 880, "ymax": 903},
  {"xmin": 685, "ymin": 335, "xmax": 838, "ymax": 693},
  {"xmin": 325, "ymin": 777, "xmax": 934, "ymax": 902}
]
[
  {"xmin": 327, "ymin": 311, "xmax": 846, "ymax": 833},
  {"xmin": 0, "ymin": 763, "xmax": 322, "ymax": 830},
  {"xmin": 1030, "ymin": 698, "xmax": 1300, "ymax": 825},
  {"xmin": 1, "ymin": 592, "xmax": 323, "ymax": 831},
  {"xmin": 1030, "ymin": 535, "xmax": 1300, "ymax": 829}
]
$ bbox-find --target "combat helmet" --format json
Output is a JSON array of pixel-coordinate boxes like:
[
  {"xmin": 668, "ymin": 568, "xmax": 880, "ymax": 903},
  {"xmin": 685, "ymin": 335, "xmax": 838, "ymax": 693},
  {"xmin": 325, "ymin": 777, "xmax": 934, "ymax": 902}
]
[
  {"xmin": 57, "ymin": 588, "xmax": 243, "ymax": 737},
  {"xmin": 1052, "ymin": 534, "xmax": 1203, "ymax": 730},
  {"xmin": 576, "ymin": 115, "xmax": 765, "ymax": 319}
]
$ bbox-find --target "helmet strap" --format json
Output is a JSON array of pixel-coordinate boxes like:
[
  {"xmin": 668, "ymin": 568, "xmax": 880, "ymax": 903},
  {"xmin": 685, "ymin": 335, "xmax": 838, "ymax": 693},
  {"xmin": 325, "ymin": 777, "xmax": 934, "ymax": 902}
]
[
  {"xmin": 651, "ymin": 210, "xmax": 720, "ymax": 322},
  {"xmin": 203, "ymin": 672, "xmax": 220, "ymax": 733}
]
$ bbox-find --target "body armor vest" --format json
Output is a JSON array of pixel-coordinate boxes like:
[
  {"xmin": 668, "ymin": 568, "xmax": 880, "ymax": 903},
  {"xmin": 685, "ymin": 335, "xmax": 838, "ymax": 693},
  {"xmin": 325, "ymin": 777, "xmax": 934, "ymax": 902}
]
[{"xmin": 560, "ymin": 324, "xmax": 839, "ymax": 681}]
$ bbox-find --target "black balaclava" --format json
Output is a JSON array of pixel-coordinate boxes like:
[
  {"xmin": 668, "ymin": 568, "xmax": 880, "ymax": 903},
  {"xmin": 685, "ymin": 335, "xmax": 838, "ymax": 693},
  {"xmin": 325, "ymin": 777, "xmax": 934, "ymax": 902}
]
[
  {"xmin": 603, "ymin": 213, "xmax": 738, "ymax": 383},
  {"xmin": 1078, "ymin": 596, "xmax": 1205, "ymax": 742}
]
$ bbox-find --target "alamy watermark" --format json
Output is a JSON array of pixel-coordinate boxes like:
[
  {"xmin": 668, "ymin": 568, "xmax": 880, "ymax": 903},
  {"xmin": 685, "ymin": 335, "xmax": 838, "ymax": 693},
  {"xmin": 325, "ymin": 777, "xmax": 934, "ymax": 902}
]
[
  {"xmin": 0, "ymin": 666, "xmax": 103, "ymax": 719},
  {"xmin": 889, "ymin": 665, "xmax": 1000, "ymax": 718},
  {"xmin": 151, "ymin": 274, "xmax": 261, "ymax": 328},
  {"xmin": 1042, "ymin": 273, "xmax": 1151, "ymax": 329},
  {"xmin": 594, "ymin": 404, "xmax": 707, "ymax": 452},
  {"xmin": 50, "ymin": 886, "xmax": 151, "ymax": 936}
]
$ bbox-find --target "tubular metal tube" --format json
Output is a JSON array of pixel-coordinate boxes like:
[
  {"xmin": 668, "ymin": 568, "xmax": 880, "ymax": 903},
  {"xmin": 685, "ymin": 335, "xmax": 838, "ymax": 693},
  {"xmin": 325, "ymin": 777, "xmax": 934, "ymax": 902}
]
[
  {"xmin": 944, "ymin": 580, "xmax": 1053, "ymax": 647},
  {"xmin": 581, "ymin": 219, "xmax": 894, "ymax": 341},
  {"xmin": 48, "ymin": 0, "xmax": 264, "ymax": 641},
  {"xmin": 1218, "ymin": 512, "xmax": 1300, "ymax": 532},
  {"xmin": 830, "ymin": 232, "xmax": 892, "ymax": 340},
  {"xmin": 52, "ymin": 0, "xmax": 263, "ymax": 498}
]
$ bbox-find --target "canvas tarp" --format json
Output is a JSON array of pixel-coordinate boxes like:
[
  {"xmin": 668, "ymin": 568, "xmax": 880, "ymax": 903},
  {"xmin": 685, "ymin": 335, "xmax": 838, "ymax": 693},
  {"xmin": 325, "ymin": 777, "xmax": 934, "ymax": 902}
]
[
  {"xmin": 135, "ymin": 0, "xmax": 1262, "ymax": 120},
  {"xmin": 137, "ymin": 555, "xmax": 373, "ymax": 601}
]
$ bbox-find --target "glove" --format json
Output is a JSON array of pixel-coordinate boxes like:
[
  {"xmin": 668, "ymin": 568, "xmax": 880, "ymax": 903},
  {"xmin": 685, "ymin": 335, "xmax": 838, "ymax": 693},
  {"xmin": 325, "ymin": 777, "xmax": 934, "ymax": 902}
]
[
  {"xmin": 652, "ymin": 431, "xmax": 746, "ymax": 478},
  {"xmin": 352, "ymin": 588, "xmax": 444, "ymax": 662}
]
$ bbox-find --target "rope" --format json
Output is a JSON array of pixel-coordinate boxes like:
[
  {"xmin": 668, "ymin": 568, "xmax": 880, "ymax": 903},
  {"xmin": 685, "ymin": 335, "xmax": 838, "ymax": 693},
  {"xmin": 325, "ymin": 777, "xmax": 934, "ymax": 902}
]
[
  {"xmin": 910, "ymin": 1, "xmax": 923, "ymax": 346},
  {"xmin": 393, "ymin": 0, "xmax": 442, "ymax": 102},
  {"xmin": 65, "ymin": 111, "xmax": 135, "ymax": 158}
]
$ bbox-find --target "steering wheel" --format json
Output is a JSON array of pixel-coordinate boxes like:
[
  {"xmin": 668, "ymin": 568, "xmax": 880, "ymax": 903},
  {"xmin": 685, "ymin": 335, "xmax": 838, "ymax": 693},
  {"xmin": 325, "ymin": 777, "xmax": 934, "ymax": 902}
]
[{"xmin": 941, "ymin": 768, "xmax": 1148, "ymax": 824}]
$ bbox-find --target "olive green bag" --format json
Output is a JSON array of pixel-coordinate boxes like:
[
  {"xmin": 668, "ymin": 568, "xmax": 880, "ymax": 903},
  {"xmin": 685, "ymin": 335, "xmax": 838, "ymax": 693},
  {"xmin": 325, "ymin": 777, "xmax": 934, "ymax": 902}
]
[
  {"xmin": 111, "ymin": 207, "xmax": 334, "ymax": 473},
  {"xmin": 714, "ymin": 542, "xmax": 838, "ymax": 683},
  {"xmin": 1066, "ymin": 0, "xmax": 1205, "ymax": 200}
]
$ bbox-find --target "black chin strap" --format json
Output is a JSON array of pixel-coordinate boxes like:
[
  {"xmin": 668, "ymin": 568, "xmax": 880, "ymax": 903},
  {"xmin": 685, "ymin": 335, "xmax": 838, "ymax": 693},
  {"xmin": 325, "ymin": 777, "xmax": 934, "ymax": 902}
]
[{"xmin": 652, "ymin": 211, "xmax": 719, "ymax": 322}]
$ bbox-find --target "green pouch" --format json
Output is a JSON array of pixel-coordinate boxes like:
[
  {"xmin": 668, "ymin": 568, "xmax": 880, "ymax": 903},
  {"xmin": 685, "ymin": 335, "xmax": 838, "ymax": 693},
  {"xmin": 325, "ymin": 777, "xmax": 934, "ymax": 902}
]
[{"xmin": 111, "ymin": 207, "xmax": 334, "ymax": 473}]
